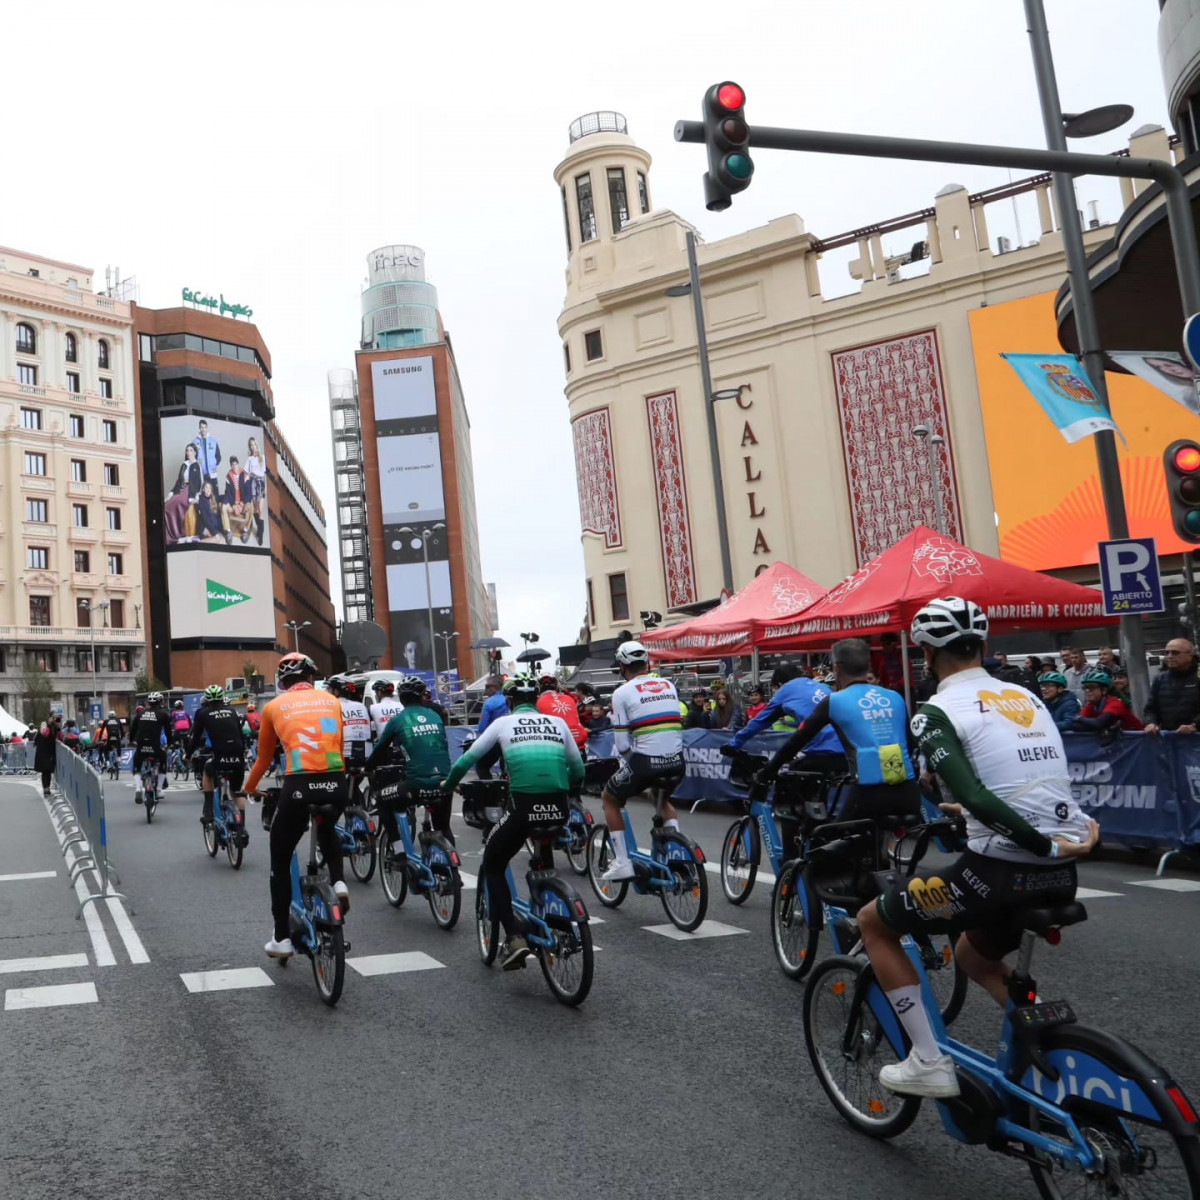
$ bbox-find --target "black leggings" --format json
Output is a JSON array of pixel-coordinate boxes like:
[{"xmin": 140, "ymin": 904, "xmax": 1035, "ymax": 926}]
[
  {"xmin": 268, "ymin": 774, "xmax": 348, "ymax": 942},
  {"xmin": 481, "ymin": 793, "xmax": 567, "ymax": 937},
  {"xmin": 40, "ymin": 769, "xmax": 52, "ymax": 791},
  {"xmin": 375, "ymin": 775, "xmax": 453, "ymax": 847}
]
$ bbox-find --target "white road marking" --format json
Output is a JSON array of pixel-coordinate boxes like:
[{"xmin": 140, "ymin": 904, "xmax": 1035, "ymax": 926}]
[
  {"xmin": 704, "ymin": 861, "xmax": 775, "ymax": 883},
  {"xmin": 0, "ymin": 953, "xmax": 89, "ymax": 975},
  {"xmin": 1074, "ymin": 887, "xmax": 1123, "ymax": 899},
  {"xmin": 0, "ymin": 871, "xmax": 57, "ymax": 882},
  {"xmin": 347, "ymin": 952, "xmax": 445, "ymax": 976},
  {"xmin": 5, "ymin": 982, "xmax": 98, "ymax": 1010},
  {"xmin": 180, "ymin": 968, "xmax": 274, "ymax": 993},
  {"xmin": 105, "ymin": 897, "xmax": 150, "ymax": 964},
  {"xmin": 1129, "ymin": 878, "xmax": 1200, "ymax": 892},
  {"xmin": 642, "ymin": 921, "xmax": 750, "ymax": 941},
  {"xmin": 458, "ymin": 872, "xmax": 478, "ymax": 890}
]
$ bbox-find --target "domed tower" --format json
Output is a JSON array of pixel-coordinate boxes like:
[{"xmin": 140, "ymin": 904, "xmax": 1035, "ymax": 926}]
[{"xmin": 360, "ymin": 244, "xmax": 440, "ymax": 350}]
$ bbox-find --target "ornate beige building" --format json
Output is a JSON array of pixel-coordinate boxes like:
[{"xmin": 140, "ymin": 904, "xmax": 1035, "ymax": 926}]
[
  {"xmin": 0, "ymin": 247, "xmax": 145, "ymax": 721},
  {"xmin": 555, "ymin": 112, "xmax": 1184, "ymax": 643}
]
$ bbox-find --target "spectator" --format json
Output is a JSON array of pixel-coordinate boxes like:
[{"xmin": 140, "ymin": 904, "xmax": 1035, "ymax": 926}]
[
  {"xmin": 583, "ymin": 703, "xmax": 611, "ymax": 734},
  {"xmin": 711, "ymin": 689, "xmax": 744, "ymax": 732},
  {"xmin": 1024, "ymin": 655, "xmax": 1045, "ymax": 682},
  {"xmin": 684, "ymin": 694, "xmax": 712, "ymax": 730},
  {"xmin": 874, "ymin": 633, "xmax": 904, "ymax": 692},
  {"xmin": 1060, "ymin": 646, "xmax": 1088, "ymax": 701},
  {"xmin": 1039, "ymin": 671, "xmax": 1081, "ymax": 732},
  {"xmin": 1111, "ymin": 667, "xmax": 1132, "ymax": 707},
  {"xmin": 1074, "ymin": 670, "xmax": 1143, "ymax": 737},
  {"xmin": 476, "ymin": 676, "xmax": 508, "ymax": 735},
  {"xmin": 62, "ymin": 721, "xmax": 81, "ymax": 754},
  {"xmin": 1144, "ymin": 638, "xmax": 1200, "ymax": 734},
  {"xmin": 745, "ymin": 687, "xmax": 767, "ymax": 721},
  {"xmin": 33, "ymin": 722, "xmax": 57, "ymax": 798},
  {"xmin": 1097, "ymin": 646, "xmax": 1121, "ymax": 672},
  {"xmin": 991, "ymin": 653, "xmax": 1025, "ymax": 685}
]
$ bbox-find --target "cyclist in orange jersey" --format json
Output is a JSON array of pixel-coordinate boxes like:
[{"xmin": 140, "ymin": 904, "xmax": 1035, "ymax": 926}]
[{"xmin": 244, "ymin": 652, "xmax": 348, "ymax": 960}]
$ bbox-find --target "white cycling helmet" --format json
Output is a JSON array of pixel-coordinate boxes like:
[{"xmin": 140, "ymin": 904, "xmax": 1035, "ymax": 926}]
[
  {"xmin": 614, "ymin": 640, "xmax": 649, "ymax": 668},
  {"xmin": 910, "ymin": 596, "xmax": 989, "ymax": 648}
]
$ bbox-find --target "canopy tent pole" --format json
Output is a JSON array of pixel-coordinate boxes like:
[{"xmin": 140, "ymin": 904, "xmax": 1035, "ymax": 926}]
[
  {"xmin": 751, "ymin": 646, "xmax": 759, "ymax": 688},
  {"xmin": 900, "ymin": 630, "xmax": 912, "ymax": 712}
]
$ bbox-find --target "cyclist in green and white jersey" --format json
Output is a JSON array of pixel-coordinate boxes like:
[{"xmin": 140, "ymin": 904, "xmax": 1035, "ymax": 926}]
[{"xmin": 444, "ymin": 674, "xmax": 585, "ymax": 969}]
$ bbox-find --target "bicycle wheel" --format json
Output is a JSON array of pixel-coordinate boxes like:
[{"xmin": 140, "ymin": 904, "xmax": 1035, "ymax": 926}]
[
  {"xmin": 145, "ymin": 788, "xmax": 155, "ymax": 824},
  {"xmin": 476, "ymin": 881, "xmax": 499, "ymax": 965},
  {"xmin": 564, "ymin": 808, "xmax": 590, "ymax": 876},
  {"xmin": 1022, "ymin": 1028, "xmax": 1200, "ymax": 1199},
  {"xmin": 225, "ymin": 816, "xmax": 244, "ymax": 870},
  {"xmin": 426, "ymin": 859, "xmax": 461, "ymax": 930},
  {"xmin": 380, "ymin": 841, "xmax": 408, "ymax": 908},
  {"xmin": 586, "ymin": 825, "xmax": 628, "ymax": 908},
  {"xmin": 310, "ymin": 925, "xmax": 345, "ymax": 1007},
  {"xmin": 771, "ymin": 861, "xmax": 820, "ymax": 980},
  {"xmin": 720, "ymin": 817, "xmax": 758, "ymax": 905},
  {"xmin": 538, "ymin": 920, "xmax": 594, "ymax": 1007},
  {"xmin": 658, "ymin": 832, "xmax": 707, "ymax": 932},
  {"xmin": 912, "ymin": 933, "xmax": 968, "ymax": 1026},
  {"xmin": 803, "ymin": 954, "xmax": 921, "ymax": 1138},
  {"xmin": 203, "ymin": 817, "xmax": 219, "ymax": 857},
  {"xmin": 347, "ymin": 811, "xmax": 376, "ymax": 883}
]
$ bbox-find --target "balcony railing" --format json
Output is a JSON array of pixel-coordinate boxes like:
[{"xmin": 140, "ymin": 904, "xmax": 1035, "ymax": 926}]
[
  {"xmin": 21, "ymin": 475, "xmax": 54, "ymax": 492},
  {"xmin": 18, "ymin": 383, "xmax": 46, "ymax": 397},
  {"xmin": 0, "ymin": 626, "xmax": 144, "ymax": 642},
  {"xmin": 103, "ymin": 528, "xmax": 131, "ymax": 545},
  {"xmin": 23, "ymin": 522, "xmax": 57, "ymax": 538},
  {"xmin": 105, "ymin": 574, "xmax": 134, "ymax": 591},
  {"xmin": 71, "ymin": 572, "xmax": 101, "ymax": 588},
  {"xmin": 67, "ymin": 481, "xmax": 94, "ymax": 497},
  {"xmin": 68, "ymin": 527, "xmax": 98, "ymax": 543},
  {"xmin": 102, "ymin": 484, "xmax": 125, "ymax": 499}
]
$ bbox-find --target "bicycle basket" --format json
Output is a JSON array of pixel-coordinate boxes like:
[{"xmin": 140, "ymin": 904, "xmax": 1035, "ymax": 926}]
[{"xmin": 459, "ymin": 779, "xmax": 508, "ymax": 829}]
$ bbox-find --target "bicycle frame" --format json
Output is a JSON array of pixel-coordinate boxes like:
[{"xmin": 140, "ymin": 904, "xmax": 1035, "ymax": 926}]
[
  {"xmin": 618, "ymin": 805, "xmax": 686, "ymax": 893},
  {"xmin": 388, "ymin": 806, "xmax": 444, "ymax": 893},
  {"xmin": 288, "ymin": 812, "xmax": 343, "ymax": 951},
  {"xmin": 210, "ymin": 777, "xmax": 245, "ymax": 843},
  {"xmin": 482, "ymin": 858, "xmax": 586, "ymax": 951}
]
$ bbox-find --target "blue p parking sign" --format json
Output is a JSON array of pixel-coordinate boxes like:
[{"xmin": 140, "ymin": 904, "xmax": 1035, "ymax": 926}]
[{"xmin": 1098, "ymin": 537, "xmax": 1165, "ymax": 616}]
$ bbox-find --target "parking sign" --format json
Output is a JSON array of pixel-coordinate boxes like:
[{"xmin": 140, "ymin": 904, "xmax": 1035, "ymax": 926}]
[{"xmin": 1098, "ymin": 537, "xmax": 1165, "ymax": 616}]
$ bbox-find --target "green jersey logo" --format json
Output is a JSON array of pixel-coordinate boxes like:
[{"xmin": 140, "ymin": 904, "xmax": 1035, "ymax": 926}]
[{"xmin": 206, "ymin": 579, "xmax": 251, "ymax": 613}]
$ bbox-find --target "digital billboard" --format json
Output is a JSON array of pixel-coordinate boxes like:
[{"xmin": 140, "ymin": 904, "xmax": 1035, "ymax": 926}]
[
  {"xmin": 969, "ymin": 292, "xmax": 1200, "ymax": 571},
  {"xmin": 165, "ymin": 552, "xmax": 276, "ymax": 640},
  {"xmin": 371, "ymin": 357, "xmax": 457, "ymax": 676}
]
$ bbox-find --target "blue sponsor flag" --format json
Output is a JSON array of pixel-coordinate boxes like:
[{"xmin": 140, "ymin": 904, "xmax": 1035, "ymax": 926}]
[{"xmin": 1001, "ymin": 353, "xmax": 1123, "ymax": 444}]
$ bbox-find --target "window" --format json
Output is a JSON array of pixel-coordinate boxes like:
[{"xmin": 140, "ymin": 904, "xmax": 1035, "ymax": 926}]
[
  {"xmin": 563, "ymin": 342, "xmax": 571, "ymax": 373},
  {"xmin": 71, "ymin": 459, "xmax": 86, "ymax": 483},
  {"xmin": 561, "ymin": 187, "xmax": 571, "ymax": 251},
  {"xmin": 637, "ymin": 171, "xmax": 650, "ymax": 214},
  {"xmin": 97, "ymin": 339, "xmax": 110, "ymax": 369},
  {"xmin": 110, "ymin": 649, "xmax": 131, "ymax": 673},
  {"xmin": 102, "ymin": 420, "xmax": 116, "ymax": 443},
  {"xmin": 99, "ymin": 378, "xmax": 113, "ymax": 399},
  {"xmin": 66, "ymin": 371, "xmax": 80, "ymax": 393},
  {"xmin": 15, "ymin": 323, "xmax": 36, "ymax": 355},
  {"xmin": 25, "ymin": 499, "xmax": 47, "ymax": 523},
  {"xmin": 105, "ymin": 507, "xmax": 121, "ymax": 531},
  {"xmin": 608, "ymin": 573, "xmax": 630, "ymax": 623},
  {"xmin": 72, "ymin": 504, "xmax": 88, "ymax": 527},
  {"xmin": 586, "ymin": 579, "xmax": 595, "ymax": 628},
  {"xmin": 576, "ymin": 173, "xmax": 597, "ymax": 242},
  {"xmin": 25, "ymin": 649, "xmax": 57, "ymax": 672},
  {"xmin": 18, "ymin": 364, "xmax": 37, "ymax": 386},
  {"xmin": 75, "ymin": 649, "xmax": 94, "ymax": 673},
  {"xmin": 23, "ymin": 452, "xmax": 46, "ymax": 476},
  {"xmin": 76, "ymin": 599, "xmax": 92, "ymax": 628},
  {"xmin": 64, "ymin": 332, "xmax": 77, "ymax": 363},
  {"xmin": 608, "ymin": 167, "xmax": 630, "ymax": 233},
  {"xmin": 107, "ymin": 553, "xmax": 123, "ymax": 575},
  {"xmin": 69, "ymin": 414, "xmax": 84, "ymax": 438},
  {"xmin": 138, "ymin": 333, "xmax": 154, "ymax": 361},
  {"xmin": 74, "ymin": 550, "xmax": 90, "ymax": 573},
  {"xmin": 26, "ymin": 546, "xmax": 48, "ymax": 570},
  {"xmin": 584, "ymin": 329, "xmax": 604, "ymax": 361},
  {"xmin": 29, "ymin": 596, "xmax": 51, "ymax": 627},
  {"xmin": 20, "ymin": 406, "xmax": 42, "ymax": 429},
  {"xmin": 103, "ymin": 463, "xmax": 119, "ymax": 486},
  {"xmin": 109, "ymin": 599, "xmax": 124, "ymax": 629}
]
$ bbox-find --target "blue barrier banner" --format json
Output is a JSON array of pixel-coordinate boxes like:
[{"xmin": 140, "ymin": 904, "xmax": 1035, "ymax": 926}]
[{"xmin": 1166, "ymin": 734, "xmax": 1200, "ymax": 847}]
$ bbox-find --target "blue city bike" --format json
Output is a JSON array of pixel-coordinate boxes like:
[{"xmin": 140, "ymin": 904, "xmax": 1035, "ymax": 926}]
[
  {"xmin": 203, "ymin": 765, "xmax": 249, "ymax": 870},
  {"xmin": 137, "ymin": 756, "xmax": 159, "ymax": 823},
  {"xmin": 801, "ymin": 824, "xmax": 1200, "ymax": 1197},
  {"xmin": 313, "ymin": 795, "xmax": 377, "ymax": 885},
  {"xmin": 526, "ymin": 796, "xmax": 594, "ymax": 877},
  {"xmin": 461, "ymin": 780, "xmax": 594, "ymax": 1007},
  {"xmin": 258, "ymin": 787, "xmax": 348, "ymax": 1007},
  {"xmin": 586, "ymin": 783, "xmax": 709, "ymax": 932}
]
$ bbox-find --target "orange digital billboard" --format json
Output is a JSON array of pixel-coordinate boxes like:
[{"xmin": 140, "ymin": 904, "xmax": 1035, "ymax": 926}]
[{"xmin": 969, "ymin": 291, "xmax": 1200, "ymax": 570}]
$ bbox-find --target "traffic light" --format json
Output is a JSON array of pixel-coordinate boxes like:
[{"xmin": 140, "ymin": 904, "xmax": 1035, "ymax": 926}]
[
  {"xmin": 703, "ymin": 82, "xmax": 754, "ymax": 211},
  {"xmin": 1164, "ymin": 439, "xmax": 1200, "ymax": 541}
]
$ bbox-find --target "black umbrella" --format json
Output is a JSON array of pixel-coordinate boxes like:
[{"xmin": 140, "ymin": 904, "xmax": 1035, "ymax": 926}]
[
  {"xmin": 469, "ymin": 637, "xmax": 510, "ymax": 650},
  {"xmin": 516, "ymin": 647, "xmax": 552, "ymax": 665}
]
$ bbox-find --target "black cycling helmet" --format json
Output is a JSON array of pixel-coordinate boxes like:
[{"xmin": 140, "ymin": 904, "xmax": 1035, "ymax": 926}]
[
  {"xmin": 770, "ymin": 664, "xmax": 799, "ymax": 688},
  {"xmin": 326, "ymin": 675, "xmax": 358, "ymax": 700},
  {"xmin": 372, "ymin": 679, "xmax": 395, "ymax": 698},
  {"xmin": 276, "ymin": 652, "xmax": 318, "ymax": 689},
  {"xmin": 396, "ymin": 675, "xmax": 425, "ymax": 701},
  {"xmin": 538, "ymin": 674, "xmax": 557, "ymax": 693}
]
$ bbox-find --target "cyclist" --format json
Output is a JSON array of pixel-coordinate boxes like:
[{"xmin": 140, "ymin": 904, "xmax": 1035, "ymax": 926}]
[
  {"xmin": 99, "ymin": 711, "xmax": 123, "ymax": 771},
  {"xmin": 188, "ymin": 685, "xmax": 247, "ymax": 828},
  {"xmin": 243, "ymin": 653, "xmax": 348, "ymax": 959},
  {"xmin": 130, "ymin": 693, "xmax": 173, "ymax": 803},
  {"xmin": 367, "ymin": 674, "xmax": 453, "ymax": 858},
  {"xmin": 599, "ymin": 641, "xmax": 685, "ymax": 882},
  {"xmin": 722, "ymin": 664, "xmax": 847, "ymax": 772},
  {"xmin": 62, "ymin": 721, "xmax": 81, "ymax": 755},
  {"xmin": 328, "ymin": 675, "xmax": 372, "ymax": 804},
  {"xmin": 443, "ymin": 674, "xmax": 583, "ymax": 969},
  {"xmin": 856, "ymin": 597, "xmax": 1099, "ymax": 1099},
  {"xmin": 171, "ymin": 700, "xmax": 192, "ymax": 742},
  {"xmin": 758, "ymin": 637, "xmax": 921, "ymax": 819},
  {"xmin": 368, "ymin": 679, "xmax": 404, "ymax": 740},
  {"xmin": 537, "ymin": 674, "xmax": 588, "ymax": 752}
]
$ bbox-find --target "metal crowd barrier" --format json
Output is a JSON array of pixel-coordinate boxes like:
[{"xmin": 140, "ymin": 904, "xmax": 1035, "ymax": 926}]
[
  {"xmin": 52, "ymin": 743, "xmax": 127, "ymax": 918},
  {"xmin": 1, "ymin": 740, "xmax": 31, "ymax": 774}
]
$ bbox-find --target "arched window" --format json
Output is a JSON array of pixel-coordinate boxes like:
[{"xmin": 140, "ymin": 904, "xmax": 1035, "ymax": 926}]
[
  {"xmin": 15, "ymin": 323, "xmax": 36, "ymax": 355},
  {"xmin": 97, "ymin": 338, "xmax": 110, "ymax": 370},
  {"xmin": 64, "ymin": 332, "xmax": 77, "ymax": 362}
]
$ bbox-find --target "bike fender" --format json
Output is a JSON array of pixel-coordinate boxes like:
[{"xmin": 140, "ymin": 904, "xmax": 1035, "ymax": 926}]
[
  {"xmin": 424, "ymin": 834, "xmax": 460, "ymax": 869},
  {"xmin": 536, "ymin": 878, "xmax": 589, "ymax": 926},
  {"xmin": 660, "ymin": 830, "xmax": 706, "ymax": 866},
  {"xmin": 306, "ymin": 882, "xmax": 345, "ymax": 928}
]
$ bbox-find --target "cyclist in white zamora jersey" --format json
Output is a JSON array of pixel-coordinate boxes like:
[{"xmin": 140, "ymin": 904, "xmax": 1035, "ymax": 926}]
[
  {"xmin": 601, "ymin": 642, "xmax": 686, "ymax": 881},
  {"xmin": 368, "ymin": 680, "xmax": 404, "ymax": 740},
  {"xmin": 856, "ymin": 597, "xmax": 1099, "ymax": 1102}
]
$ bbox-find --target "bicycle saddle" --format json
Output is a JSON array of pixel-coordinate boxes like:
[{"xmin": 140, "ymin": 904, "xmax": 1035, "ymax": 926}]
[
  {"xmin": 307, "ymin": 802, "xmax": 342, "ymax": 819},
  {"xmin": 1018, "ymin": 902, "xmax": 1088, "ymax": 934}
]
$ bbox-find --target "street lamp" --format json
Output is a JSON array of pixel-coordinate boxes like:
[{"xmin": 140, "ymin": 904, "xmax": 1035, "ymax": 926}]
[
  {"xmin": 284, "ymin": 620, "xmax": 311, "ymax": 652},
  {"xmin": 912, "ymin": 425, "xmax": 947, "ymax": 536},
  {"xmin": 433, "ymin": 630, "xmax": 459, "ymax": 699},
  {"xmin": 395, "ymin": 524, "xmax": 445, "ymax": 676},
  {"xmin": 80, "ymin": 599, "xmax": 109, "ymax": 719}
]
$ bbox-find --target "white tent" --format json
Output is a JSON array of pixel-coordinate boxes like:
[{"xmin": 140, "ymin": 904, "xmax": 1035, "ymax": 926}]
[{"xmin": 0, "ymin": 704, "xmax": 28, "ymax": 739}]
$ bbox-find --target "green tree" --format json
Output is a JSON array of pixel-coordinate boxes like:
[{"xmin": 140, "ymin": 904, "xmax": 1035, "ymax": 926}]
[
  {"xmin": 21, "ymin": 666, "xmax": 55, "ymax": 726},
  {"xmin": 134, "ymin": 670, "xmax": 166, "ymax": 696},
  {"xmin": 242, "ymin": 661, "xmax": 258, "ymax": 679}
]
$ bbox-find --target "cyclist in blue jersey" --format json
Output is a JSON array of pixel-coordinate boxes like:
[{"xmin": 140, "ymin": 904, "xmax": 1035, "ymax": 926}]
[{"xmin": 758, "ymin": 638, "xmax": 921, "ymax": 819}]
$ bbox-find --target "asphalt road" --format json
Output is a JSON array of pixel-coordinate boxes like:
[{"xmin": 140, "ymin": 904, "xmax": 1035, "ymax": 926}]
[{"xmin": 1, "ymin": 768, "xmax": 1198, "ymax": 1200}]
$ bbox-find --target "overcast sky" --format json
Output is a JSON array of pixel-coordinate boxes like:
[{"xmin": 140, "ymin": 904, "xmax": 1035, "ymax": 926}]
[{"xmin": 7, "ymin": 2, "xmax": 1167, "ymax": 664}]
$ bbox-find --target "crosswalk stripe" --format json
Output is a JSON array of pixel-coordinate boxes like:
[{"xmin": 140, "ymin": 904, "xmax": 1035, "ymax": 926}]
[
  {"xmin": 0, "ymin": 871, "xmax": 57, "ymax": 882},
  {"xmin": 6, "ymin": 982, "xmax": 98, "ymax": 1010},
  {"xmin": 1074, "ymin": 887, "xmax": 1123, "ymax": 899},
  {"xmin": 1128, "ymin": 878, "xmax": 1200, "ymax": 892},
  {"xmin": 643, "ymin": 920, "xmax": 750, "ymax": 941},
  {"xmin": 180, "ymin": 968, "xmax": 274, "ymax": 993},
  {"xmin": 347, "ymin": 952, "xmax": 445, "ymax": 976},
  {"xmin": 0, "ymin": 953, "xmax": 89, "ymax": 975}
]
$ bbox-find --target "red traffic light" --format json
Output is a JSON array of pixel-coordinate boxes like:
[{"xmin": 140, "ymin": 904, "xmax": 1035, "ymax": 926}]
[
  {"xmin": 716, "ymin": 83, "xmax": 745, "ymax": 111},
  {"xmin": 1175, "ymin": 445, "xmax": 1200, "ymax": 473}
]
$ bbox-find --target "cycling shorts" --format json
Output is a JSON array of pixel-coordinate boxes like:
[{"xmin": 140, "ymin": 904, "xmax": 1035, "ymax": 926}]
[
  {"xmin": 835, "ymin": 779, "xmax": 922, "ymax": 822},
  {"xmin": 606, "ymin": 751, "xmax": 685, "ymax": 803},
  {"xmin": 205, "ymin": 754, "xmax": 246, "ymax": 792},
  {"xmin": 877, "ymin": 849, "xmax": 1077, "ymax": 960},
  {"xmin": 344, "ymin": 740, "xmax": 369, "ymax": 768},
  {"xmin": 132, "ymin": 746, "xmax": 166, "ymax": 771},
  {"xmin": 282, "ymin": 771, "xmax": 349, "ymax": 811}
]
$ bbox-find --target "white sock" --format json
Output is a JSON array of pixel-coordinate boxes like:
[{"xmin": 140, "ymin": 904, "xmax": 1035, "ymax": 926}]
[
  {"xmin": 886, "ymin": 985, "xmax": 941, "ymax": 1061},
  {"xmin": 609, "ymin": 830, "xmax": 628, "ymax": 862},
  {"xmin": 391, "ymin": 839, "xmax": 404, "ymax": 855},
  {"xmin": 664, "ymin": 818, "xmax": 680, "ymax": 831}
]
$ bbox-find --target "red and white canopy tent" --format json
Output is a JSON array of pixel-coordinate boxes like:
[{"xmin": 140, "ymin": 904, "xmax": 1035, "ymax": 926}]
[
  {"xmin": 756, "ymin": 527, "xmax": 1115, "ymax": 703},
  {"xmin": 641, "ymin": 560, "xmax": 826, "ymax": 663}
]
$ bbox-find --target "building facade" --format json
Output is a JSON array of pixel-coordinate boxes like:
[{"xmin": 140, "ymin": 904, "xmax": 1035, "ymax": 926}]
[
  {"xmin": 133, "ymin": 301, "xmax": 336, "ymax": 689},
  {"xmin": 0, "ymin": 247, "xmax": 146, "ymax": 722},
  {"xmin": 555, "ymin": 114, "xmax": 1192, "ymax": 643},
  {"xmin": 328, "ymin": 245, "xmax": 490, "ymax": 683}
]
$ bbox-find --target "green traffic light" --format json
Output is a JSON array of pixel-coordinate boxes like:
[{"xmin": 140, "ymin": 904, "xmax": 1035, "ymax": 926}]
[
  {"xmin": 1185, "ymin": 510, "xmax": 1200, "ymax": 535},
  {"xmin": 724, "ymin": 153, "xmax": 753, "ymax": 180}
]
